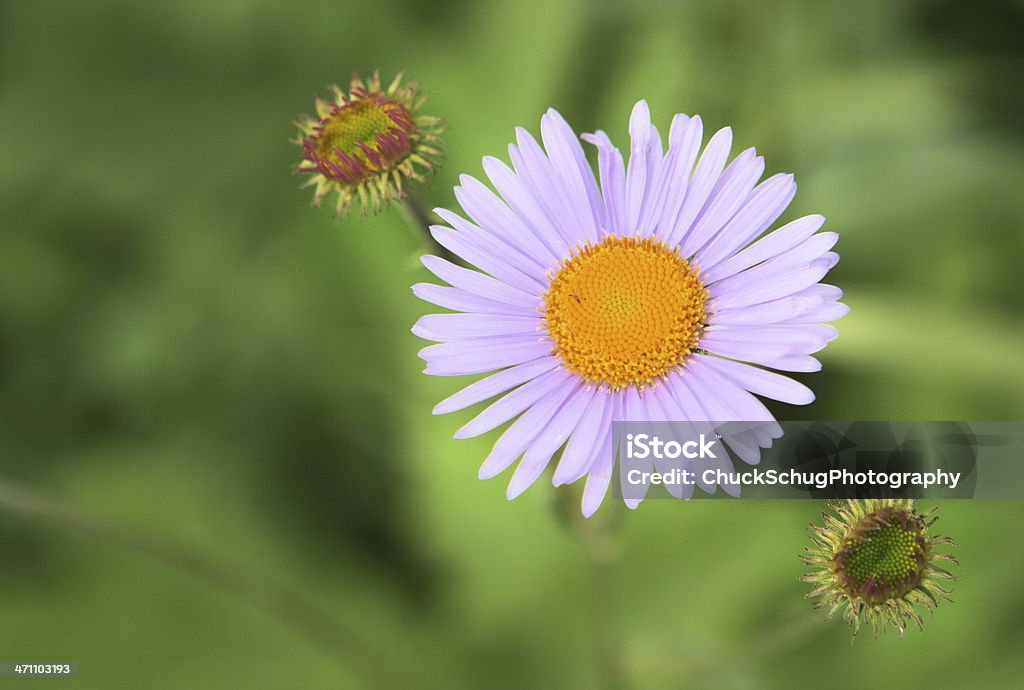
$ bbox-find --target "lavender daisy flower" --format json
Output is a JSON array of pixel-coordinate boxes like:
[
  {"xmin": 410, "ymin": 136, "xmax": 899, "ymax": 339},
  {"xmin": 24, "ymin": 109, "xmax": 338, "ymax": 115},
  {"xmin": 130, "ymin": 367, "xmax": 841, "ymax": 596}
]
[{"xmin": 413, "ymin": 101, "xmax": 847, "ymax": 516}]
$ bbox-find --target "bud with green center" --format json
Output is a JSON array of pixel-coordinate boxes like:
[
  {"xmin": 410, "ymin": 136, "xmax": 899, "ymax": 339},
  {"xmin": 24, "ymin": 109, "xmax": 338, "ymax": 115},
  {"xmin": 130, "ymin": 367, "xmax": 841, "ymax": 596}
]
[
  {"xmin": 801, "ymin": 498, "xmax": 957, "ymax": 637},
  {"xmin": 293, "ymin": 71, "xmax": 444, "ymax": 216}
]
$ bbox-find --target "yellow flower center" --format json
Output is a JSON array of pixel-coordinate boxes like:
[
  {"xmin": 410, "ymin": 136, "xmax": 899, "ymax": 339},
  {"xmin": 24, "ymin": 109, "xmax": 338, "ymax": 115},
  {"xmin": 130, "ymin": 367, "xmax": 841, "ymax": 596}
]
[
  {"xmin": 543, "ymin": 235, "xmax": 707, "ymax": 389},
  {"xmin": 315, "ymin": 97, "xmax": 412, "ymax": 171},
  {"xmin": 833, "ymin": 509, "xmax": 928, "ymax": 605}
]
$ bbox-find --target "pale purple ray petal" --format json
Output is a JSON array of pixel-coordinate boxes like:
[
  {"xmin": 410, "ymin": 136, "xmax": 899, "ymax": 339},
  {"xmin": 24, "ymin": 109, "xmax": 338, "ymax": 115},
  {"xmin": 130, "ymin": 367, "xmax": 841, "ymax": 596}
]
[
  {"xmin": 624, "ymin": 100, "xmax": 653, "ymax": 233},
  {"xmin": 680, "ymin": 149, "xmax": 765, "ymax": 258},
  {"xmin": 640, "ymin": 387, "xmax": 690, "ymax": 500},
  {"xmin": 412, "ymin": 313, "xmax": 542, "ymax": 342},
  {"xmin": 647, "ymin": 386, "xmax": 695, "ymax": 499},
  {"xmin": 432, "ymin": 356, "xmax": 561, "ymax": 415},
  {"xmin": 453, "ymin": 175, "xmax": 560, "ymax": 268},
  {"xmin": 510, "ymin": 130, "xmax": 585, "ymax": 247},
  {"xmin": 434, "ymin": 204, "xmax": 549, "ymax": 280},
  {"xmin": 420, "ymin": 336, "xmax": 552, "ymax": 376},
  {"xmin": 695, "ymin": 354, "xmax": 815, "ymax": 405},
  {"xmin": 663, "ymin": 126, "xmax": 733, "ymax": 248},
  {"xmin": 662, "ymin": 376, "xmax": 719, "ymax": 494},
  {"xmin": 815, "ymin": 252, "xmax": 840, "ymax": 270},
  {"xmin": 646, "ymin": 122, "xmax": 664, "ymax": 196},
  {"xmin": 694, "ymin": 173, "xmax": 797, "ymax": 272},
  {"xmin": 429, "ymin": 225, "xmax": 545, "ymax": 292},
  {"xmin": 701, "ymin": 214, "xmax": 825, "ymax": 284},
  {"xmin": 686, "ymin": 357, "xmax": 782, "ymax": 446},
  {"xmin": 704, "ymin": 346, "xmax": 823, "ymax": 372},
  {"xmin": 581, "ymin": 394, "xmax": 620, "ymax": 517},
  {"xmin": 581, "ymin": 130, "xmax": 627, "ymax": 235},
  {"xmin": 482, "ymin": 155, "xmax": 569, "ymax": 259},
  {"xmin": 540, "ymin": 109, "xmax": 603, "ymax": 240},
  {"xmin": 707, "ymin": 263, "xmax": 830, "ymax": 312},
  {"xmin": 507, "ymin": 384, "xmax": 595, "ymax": 498},
  {"xmin": 621, "ymin": 386, "xmax": 650, "ymax": 508},
  {"xmin": 681, "ymin": 368, "xmax": 761, "ymax": 466},
  {"xmin": 650, "ymin": 115, "xmax": 703, "ymax": 241},
  {"xmin": 478, "ymin": 379, "xmax": 578, "ymax": 480},
  {"xmin": 785, "ymin": 301, "xmax": 849, "ymax": 324},
  {"xmin": 702, "ymin": 325, "xmax": 839, "ymax": 353},
  {"xmin": 421, "ymin": 255, "xmax": 541, "ymax": 305},
  {"xmin": 710, "ymin": 292, "xmax": 832, "ymax": 326},
  {"xmin": 800, "ymin": 284, "xmax": 844, "ymax": 301},
  {"xmin": 455, "ymin": 368, "xmax": 572, "ymax": 438},
  {"xmin": 767, "ymin": 355, "xmax": 823, "ymax": 372},
  {"xmin": 707, "ymin": 233, "xmax": 838, "ymax": 302},
  {"xmin": 664, "ymin": 375, "xmax": 741, "ymax": 495},
  {"xmin": 553, "ymin": 389, "xmax": 614, "ymax": 485},
  {"xmin": 635, "ymin": 115, "xmax": 686, "ymax": 238},
  {"xmin": 697, "ymin": 334, "xmax": 795, "ymax": 364},
  {"xmin": 412, "ymin": 283, "xmax": 538, "ymax": 316}
]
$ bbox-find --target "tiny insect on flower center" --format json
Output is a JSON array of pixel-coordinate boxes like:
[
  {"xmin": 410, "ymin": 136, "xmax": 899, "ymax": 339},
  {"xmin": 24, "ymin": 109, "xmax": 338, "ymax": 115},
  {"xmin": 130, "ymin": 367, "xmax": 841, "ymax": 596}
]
[
  {"xmin": 543, "ymin": 235, "xmax": 707, "ymax": 389},
  {"xmin": 315, "ymin": 96, "xmax": 414, "ymax": 172},
  {"xmin": 833, "ymin": 508, "xmax": 928, "ymax": 605}
]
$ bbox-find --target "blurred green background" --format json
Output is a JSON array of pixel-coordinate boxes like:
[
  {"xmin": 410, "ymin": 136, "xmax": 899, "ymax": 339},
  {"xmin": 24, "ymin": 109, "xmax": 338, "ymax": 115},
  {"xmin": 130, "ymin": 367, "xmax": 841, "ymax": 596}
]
[{"xmin": 1, "ymin": 0, "xmax": 1023, "ymax": 688}]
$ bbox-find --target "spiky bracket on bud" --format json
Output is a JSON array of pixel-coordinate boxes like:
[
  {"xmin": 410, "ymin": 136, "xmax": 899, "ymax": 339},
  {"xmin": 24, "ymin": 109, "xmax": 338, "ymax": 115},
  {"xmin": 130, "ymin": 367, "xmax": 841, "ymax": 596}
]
[
  {"xmin": 801, "ymin": 498, "xmax": 958, "ymax": 638},
  {"xmin": 293, "ymin": 71, "xmax": 444, "ymax": 217}
]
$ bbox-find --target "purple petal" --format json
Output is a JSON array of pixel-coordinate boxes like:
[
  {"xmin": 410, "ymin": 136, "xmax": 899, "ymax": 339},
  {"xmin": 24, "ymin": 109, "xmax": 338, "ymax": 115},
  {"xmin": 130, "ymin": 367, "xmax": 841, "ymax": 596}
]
[
  {"xmin": 625, "ymin": 100, "xmax": 653, "ymax": 233},
  {"xmin": 767, "ymin": 355, "xmax": 823, "ymax": 372},
  {"xmin": 681, "ymin": 369, "xmax": 761, "ymax": 465},
  {"xmin": 694, "ymin": 173, "xmax": 797, "ymax": 272},
  {"xmin": 664, "ymin": 126, "xmax": 733, "ymax": 248},
  {"xmin": 455, "ymin": 368, "xmax": 572, "ymax": 438},
  {"xmin": 478, "ymin": 379, "xmax": 579, "ymax": 479},
  {"xmin": 695, "ymin": 355, "xmax": 815, "ymax": 405},
  {"xmin": 412, "ymin": 283, "xmax": 537, "ymax": 316},
  {"xmin": 698, "ymin": 337, "xmax": 797, "ymax": 368},
  {"xmin": 701, "ymin": 214, "xmax": 825, "ymax": 284},
  {"xmin": 647, "ymin": 386, "xmax": 695, "ymax": 499},
  {"xmin": 429, "ymin": 225, "xmax": 545, "ymax": 292},
  {"xmin": 581, "ymin": 130, "xmax": 626, "ymax": 235},
  {"xmin": 653, "ymin": 115, "xmax": 704, "ymax": 242},
  {"xmin": 580, "ymin": 395, "xmax": 620, "ymax": 517},
  {"xmin": 507, "ymin": 385, "xmax": 595, "ymax": 498},
  {"xmin": 432, "ymin": 356, "xmax": 560, "ymax": 414},
  {"xmin": 482, "ymin": 155, "xmax": 569, "ymax": 259},
  {"xmin": 540, "ymin": 109, "xmax": 602, "ymax": 241},
  {"xmin": 664, "ymin": 375, "xmax": 742, "ymax": 494},
  {"xmin": 681, "ymin": 149, "xmax": 765, "ymax": 258},
  {"xmin": 685, "ymin": 358, "xmax": 782, "ymax": 444},
  {"xmin": 434, "ymin": 204, "xmax": 549, "ymax": 279},
  {"xmin": 453, "ymin": 175, "xmax": 559, "ymax": 268},
  {"xmin": 510, "ymin": 130, "xmax": 584, "ymax": 247},
  {"xmin": 708, "ymin": 263, "xmax": 831, "ymax": 312},
  {"xmin": 412, "ymin": 313, "xmax": 542, "ymax": 342},
  {"xmin": 786, "ymin": 301, "xmax": 849, "ymax": 324},
  {"xmin": 421, "ymin": 255, "xmax": 541, "ymax": 306},
  {"xmin": 420, "ymin": 336, "xmax": 552, "ymax": 376},
  {"xmin": 710, "ymin": 292, "xmax": 831, "ymax": 326},
  {"xmin": 703, "ymin": 324, "xmax": 838, "ymax": 353},
  {"xmin": 553, "ymin": 390, "xmax": 614, "ymax": 485}
]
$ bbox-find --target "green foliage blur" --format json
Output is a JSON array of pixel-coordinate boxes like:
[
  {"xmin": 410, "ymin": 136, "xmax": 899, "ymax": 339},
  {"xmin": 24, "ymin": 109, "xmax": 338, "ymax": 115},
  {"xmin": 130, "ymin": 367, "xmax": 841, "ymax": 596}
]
[{"xmin": 1, "ymin": 0, "xmax": 1023, "ymax": 688}]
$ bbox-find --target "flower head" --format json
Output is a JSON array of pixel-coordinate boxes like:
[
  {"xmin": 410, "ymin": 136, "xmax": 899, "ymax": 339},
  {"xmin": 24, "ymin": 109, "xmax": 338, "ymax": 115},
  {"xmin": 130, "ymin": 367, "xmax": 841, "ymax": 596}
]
[
  {"xmin": 802, "ymin": 499, "xmax": 958, "ymax": 637},
  {"xmin": 412, "ymin": 101, "xmax": 847, "ymax": 515},
  {"xmin": 293, "ymin": 71, "xmax": 444, "ymax": 216}
]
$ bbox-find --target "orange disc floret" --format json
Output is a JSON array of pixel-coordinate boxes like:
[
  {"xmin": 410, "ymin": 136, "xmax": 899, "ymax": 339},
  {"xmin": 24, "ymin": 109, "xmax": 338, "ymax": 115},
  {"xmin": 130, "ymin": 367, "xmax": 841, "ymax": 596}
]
[{"xmin": 542, "ymin": 235, "xmax": 707, "ymax": 389}]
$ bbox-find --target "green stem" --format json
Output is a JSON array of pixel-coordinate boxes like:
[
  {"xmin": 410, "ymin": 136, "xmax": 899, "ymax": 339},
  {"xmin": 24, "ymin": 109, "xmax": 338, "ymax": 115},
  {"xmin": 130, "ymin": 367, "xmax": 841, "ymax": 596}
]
[
  {"xmin": 686, "ymin": 606, "xmax": 824, "ymax": 680},
  {"xmin": 556, "ymin": 487, "xmax": 626, "ymax": 690},
  {"xmin": 401, "ymin": 193, "xmax": 460, "ymax": 263},
  {"xmin": 0, "ymin": 476, "xmax": 406, "ymax": 688}
]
